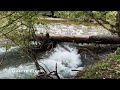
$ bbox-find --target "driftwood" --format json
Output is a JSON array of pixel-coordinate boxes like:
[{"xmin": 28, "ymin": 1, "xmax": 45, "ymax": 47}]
[{"xmin": 31, "ymin": 35, "xmax": 120, "ymax": 44}]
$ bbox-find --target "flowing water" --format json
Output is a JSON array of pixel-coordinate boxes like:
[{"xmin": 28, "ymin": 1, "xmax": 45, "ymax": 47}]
[
  {"xmin": 0, "ymin": 23, "xmax": 117, "ymax": 79},
  {"xmin": 35, "ymin": 23, "xmax": 113, "ymax": 36},
  {"xmin": 0, "ymin": 44, "xmax": 84, "ymax": 79}
]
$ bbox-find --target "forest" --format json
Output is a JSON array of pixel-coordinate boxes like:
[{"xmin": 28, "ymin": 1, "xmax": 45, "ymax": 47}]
[{"xmin": 0, "ymin": 11, "xmax": 120, "ymax": 79}]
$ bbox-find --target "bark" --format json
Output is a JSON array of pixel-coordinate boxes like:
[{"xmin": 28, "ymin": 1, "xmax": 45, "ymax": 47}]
[
  {"xmin": 31, "ymin": 35, "xmax": 120, "ymax": 44},
  {"xmin": 51, "ymin": 11, "xmax": 54, "ymax": 17},
  {"xmin": 116, "ymin": 11, "xmax": 120, "ymax": 36}
]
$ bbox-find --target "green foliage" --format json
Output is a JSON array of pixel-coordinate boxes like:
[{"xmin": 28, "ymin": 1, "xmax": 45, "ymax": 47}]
[
  {"xmin": 92, "ymin": 11, "xmax": 117, "ymax": 25},
  {"xmin": 0, "ymin": 11, "xmax": 42, "ymax": 50},
  {"xmin": 113, "ymin": 48, "xmax": 120, "ymax": 62},
  {"xmin": 54, "ymin": 11, "xmax": 90, "ymax": 21},
  {"xmin": 54, "ymin": 11, "xmax": 117, "ymax": 28},
  {"xmin": 115, "ymin": 47, "xmax": 120, "ymax": 55},
  {"xmin": 106, "ymin": 11, "xmax": 117, "ymax": 25}
]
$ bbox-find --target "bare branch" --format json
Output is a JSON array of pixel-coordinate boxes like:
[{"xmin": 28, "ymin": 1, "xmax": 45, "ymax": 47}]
[
  {"xmin": 0, "ymin": 12, "xmax": 15, "ymax": 20},
  {"xmin": 39, "ymin": 62, "xmax": 51, "ymax": 73},
  {"xmin": 0, "ymin": 15, "xmax": 24, "ymax": 34},
  {"xmin": 55, "ymin": 63, "xmax": 60, "ymax": 79}
]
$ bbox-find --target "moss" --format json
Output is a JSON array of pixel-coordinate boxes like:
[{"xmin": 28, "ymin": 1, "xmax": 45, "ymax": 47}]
[
  {"xmin": 36, "ymin": 18, "xmax": 100, "ymax": 26},
  {"xmin": 75, "ymin": 53, "xmax": 120, "ymax": 79}
]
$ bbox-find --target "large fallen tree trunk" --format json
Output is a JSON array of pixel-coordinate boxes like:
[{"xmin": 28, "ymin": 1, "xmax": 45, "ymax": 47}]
[{"xmin": 31, "ymin": 35, "xmax": 120, "ymax": 44}]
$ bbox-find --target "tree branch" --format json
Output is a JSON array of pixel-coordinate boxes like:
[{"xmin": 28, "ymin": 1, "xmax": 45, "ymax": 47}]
[
  {"xmin": 89, "ymin": 11, "xmax": 117, "ymax": 34},
  {"xmin": 0, "ymin": 15, "xmax": 24, "ymax": 34},
  {"xmin": 3, "ymin": 24, "xmax": 21, "ymax": 35},
  {"xmin": 98, "ymin": 17, "xmax": 115, "ymax": 28},
  {"xmin": 0, "ymin": 12, "xmax": 15, "ymax": 20}
]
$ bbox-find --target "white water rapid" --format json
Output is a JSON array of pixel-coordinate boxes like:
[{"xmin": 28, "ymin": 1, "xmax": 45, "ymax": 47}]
[{"xmin": 0, "ymin": 45, "xmax": 83, "ymax": 79}]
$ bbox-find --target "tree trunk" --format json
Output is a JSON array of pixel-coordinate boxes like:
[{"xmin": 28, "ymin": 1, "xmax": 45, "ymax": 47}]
[
  {"xmin": 116, "ymin": 11, "xmax": 120, "ymax": 36},
  {"xmin": 51, "ymin": 11, "xmax": 54, "ymax": 17},
  {"xmin": 31, "ymin": 35, "xmax": 120, "ymax": 44}
]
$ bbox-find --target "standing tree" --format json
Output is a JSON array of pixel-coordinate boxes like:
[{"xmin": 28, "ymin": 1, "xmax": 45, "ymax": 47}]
[{"xmin": 116, "ymin": 11, "xmax": 120, "ymax": 36}]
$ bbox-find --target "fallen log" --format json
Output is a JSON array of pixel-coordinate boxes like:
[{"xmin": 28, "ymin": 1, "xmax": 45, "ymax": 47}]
[{"xmin": 31, "ymin": 35, "xmax": 120, "ymax": 44}]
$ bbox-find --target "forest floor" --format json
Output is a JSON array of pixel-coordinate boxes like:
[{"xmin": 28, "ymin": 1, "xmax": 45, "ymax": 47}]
[{"xmin": 75, "ymin": 49, "xmax": 120, "ymax": 79}]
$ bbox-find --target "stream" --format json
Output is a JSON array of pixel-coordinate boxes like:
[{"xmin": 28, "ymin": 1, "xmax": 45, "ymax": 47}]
[{"xmin": 0, "ymin": 23, "xmax": 118, "ymax": 79}]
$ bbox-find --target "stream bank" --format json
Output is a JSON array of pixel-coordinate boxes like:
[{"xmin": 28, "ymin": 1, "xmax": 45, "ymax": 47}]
[{"xmin": 75, "ymin": 51, "xmax": 120, "ymax": 79}]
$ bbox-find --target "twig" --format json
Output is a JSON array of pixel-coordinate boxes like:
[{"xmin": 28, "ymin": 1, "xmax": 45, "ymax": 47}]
[
  {"xmin": 39, "ymin": 62, "xmax": 51, "ymax": 73},
  {"xmin": 71, "ymin": 70, "xmax": 81, "ymax": 71},
  {"xmin": 55, "ymin": 63, "xmax": 60, "ymax": 79}
]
